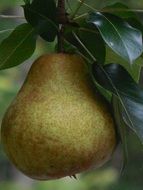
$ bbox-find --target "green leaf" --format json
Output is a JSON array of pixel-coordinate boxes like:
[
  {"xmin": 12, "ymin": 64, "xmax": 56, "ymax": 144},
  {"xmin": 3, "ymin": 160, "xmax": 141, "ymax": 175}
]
[
  {"xmin": 61, "ymin": 39, "xmax": 78, "ymax": 54},
  {"xmin": 92, "ymin": 63, "xmax": 143, "ymax": 143},
  {"xmin": 77, "ymin": 21, "xmax": 106, "ymax": 63},
  {"xmin": 102, "ymin": 2, "xmax": 136, "ymax": 18},
  {"xmin": 0, "ymin": 0, "xmax": 23, "ymax": 7},
  {"xmin": 0, "ymin": 29, "xmax": 14, "ymax": 44},
  {"xmin": 0, "ymin": 23, "xmax": 37, "ymax": 70},
  {"xmin": 23, "ymin": 0, "xmax": 58, "ymax": 42},
  {"xmin": 87, "ymin": 12, "xmax": 143, "ymax": 63},
  {"xmin": 127, "ymin": 17, "xmax": 143, "ymax": 35},
  {"xmin": 65, "ymin": 23, "xmax": 106, "ymax": 63},
  {"xmin": 112, "ymin": 95, "xmax": 143, "ymax": 182},
  {"xmin": 105, "ymin": 47, "xmax": 142, "ymax": 82},
  {"xmin": 112, "ymin": 95, "xmax": 129, "ymax": 170}
]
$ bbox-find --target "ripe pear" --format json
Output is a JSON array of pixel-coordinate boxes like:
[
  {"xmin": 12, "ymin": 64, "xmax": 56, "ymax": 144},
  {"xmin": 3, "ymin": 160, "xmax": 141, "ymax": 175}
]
[{"xmin": 1, "ymin": 53, "xmax": 116, "ymax": 180}]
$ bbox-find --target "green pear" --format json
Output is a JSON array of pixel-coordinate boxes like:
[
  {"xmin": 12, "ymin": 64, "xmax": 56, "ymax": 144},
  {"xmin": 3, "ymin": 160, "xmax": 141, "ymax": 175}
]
[{"xmin": 1, "ymin": 53, "xmax": 116, "ymax": 180}]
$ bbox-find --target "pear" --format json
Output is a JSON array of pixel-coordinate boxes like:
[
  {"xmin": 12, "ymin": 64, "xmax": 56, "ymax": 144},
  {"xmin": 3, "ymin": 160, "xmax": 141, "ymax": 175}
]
[{"xmin": 1, "ymin": 53, "xmax": 116, "ymax": 180}]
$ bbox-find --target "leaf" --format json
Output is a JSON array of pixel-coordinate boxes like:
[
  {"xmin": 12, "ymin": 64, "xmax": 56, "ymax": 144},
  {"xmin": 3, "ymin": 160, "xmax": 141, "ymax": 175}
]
[
  {"xmin": 127, "ymin": 17, "xmax": 143, "ymax": 35},
  {"xmin": 23, "ymin": 0, "xmax": 58, "ymax": 42},
  {"xmin": 102, "ymin": 2, "xmax": 136, "ymax": 18},
  {"xmin": 105, "ymin": 47, "xmax": 142, "ymax": 82},
  {"xmin": 87, "ymin": 12, "xmax": 143, "ymax": 63},
  {"xmin": 112, "ymin": 95, "xmax": 129, "ymax": 170},
  {"xmin": 61, "ymin": 39, "xmax": 78, "ymax": 54},
  {"xmin": 77, "ymin": 21, "xmax": 106, "ymax": 63},
  {"xmin": 0, "ymin": 29, "xmax": 14, "ymax": 44},
  {"xmin": 92, "ymin": 63, "xmax": 143, "ymax": 143},
  {"xmin": 0, "ymin": 23, "xmax": 37, "ymax": 70},
  {"xmin": 112, "ymin": 95, "xmax": 143, "ymax": 182},
  {"xmin": 64, "ymin": 23, "xmax": 106, "ymax": 63}
]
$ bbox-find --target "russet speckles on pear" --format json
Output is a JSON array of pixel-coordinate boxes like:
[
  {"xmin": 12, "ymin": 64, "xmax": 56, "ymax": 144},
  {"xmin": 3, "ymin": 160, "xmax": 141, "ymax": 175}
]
[{"xmin": 1, "ymin": 53, "xmax": 116, "ymax": 180}]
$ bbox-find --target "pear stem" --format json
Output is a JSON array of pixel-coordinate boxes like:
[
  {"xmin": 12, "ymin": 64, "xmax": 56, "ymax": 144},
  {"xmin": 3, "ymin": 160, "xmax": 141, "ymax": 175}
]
[
  {"xmin": 57, "ymin": 0, "xmax": 68, "ymax": 53},
  {"xmin": 57, "ymin": 25, "xmax": 65, "ymax": 53}
]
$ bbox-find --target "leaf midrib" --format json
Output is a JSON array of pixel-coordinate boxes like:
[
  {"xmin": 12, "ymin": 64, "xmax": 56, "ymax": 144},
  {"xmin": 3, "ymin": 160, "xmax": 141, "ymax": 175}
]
[
  {"xmin": 91, "ymin": 12, "xmax": 131, "ymax": 61},
  {"xmin": 0, "ymin": 27, "xmax": 35, "ymax": 69}
]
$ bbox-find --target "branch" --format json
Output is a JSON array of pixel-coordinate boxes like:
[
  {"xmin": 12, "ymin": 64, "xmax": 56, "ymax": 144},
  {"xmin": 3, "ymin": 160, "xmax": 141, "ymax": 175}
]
[{"xmin": 57, "ymin": 0, "xmax": 68, "ymax": 24}]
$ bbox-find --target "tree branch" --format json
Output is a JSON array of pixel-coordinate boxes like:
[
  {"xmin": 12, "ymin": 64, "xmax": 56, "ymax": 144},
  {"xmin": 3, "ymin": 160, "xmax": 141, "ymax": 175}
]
[{"xmin": 57, "ymin": 0, "xmax": 68, "ymax": 24}]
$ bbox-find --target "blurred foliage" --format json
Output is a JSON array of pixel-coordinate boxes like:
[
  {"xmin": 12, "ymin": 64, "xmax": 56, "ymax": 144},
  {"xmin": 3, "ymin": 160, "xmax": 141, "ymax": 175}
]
[
  {"xmin": 0, "ymin": 0, "xmax": 143, "ymax": 190},
  {"xmin": 0, "ymin": 68, "xmax": 19, "ymax": 120},
  {"xmin": 67, "ymin": 0, "xmax": 143, "ymax": 16},
  {"xmin": 0, "ymin": 0, "xmax": 23, "ymax": 10},
  {"xmin": 0, "ymin": 168, "xmax": 119, "ymax": 190}
]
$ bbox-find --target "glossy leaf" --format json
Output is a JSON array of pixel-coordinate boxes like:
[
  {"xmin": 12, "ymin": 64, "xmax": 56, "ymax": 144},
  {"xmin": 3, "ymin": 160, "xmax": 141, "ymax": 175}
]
[
  {"xmin": 112, "ymin": 95, "xmax": 143, "ymax": 175},
  {"xmin": 112, "ymin": 95, "xmax": 129, "ymax": 169},
  {"xmin": 23, "ymin": 0, "xmax": 58, "ymax": 42},
  {"xmin": 92, "ymin": 63, "xmax": 143, "ymax": 143},
  {"xmin": 87, "ymin": 12, "xmax": 143, "ymax": 63},
  {"xmin": 105, "ymin": 47, "xmax": 142, "ymax": 82},
  {"xmin": 76, "ymin": 23, "xmax": 106, "ymax": 63},
  {"xmin": 0, "ymin": 23, "xmax": 37, "ymax": 70}
]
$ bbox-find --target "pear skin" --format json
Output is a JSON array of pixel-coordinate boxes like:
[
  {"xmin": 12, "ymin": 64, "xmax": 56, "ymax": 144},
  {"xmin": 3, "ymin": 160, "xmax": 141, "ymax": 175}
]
[{"xmin": 1, "ymin": 53, "xmax": 116, "ymax": 180}]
